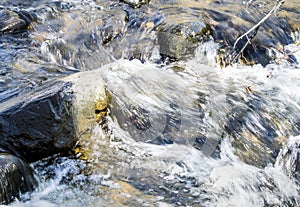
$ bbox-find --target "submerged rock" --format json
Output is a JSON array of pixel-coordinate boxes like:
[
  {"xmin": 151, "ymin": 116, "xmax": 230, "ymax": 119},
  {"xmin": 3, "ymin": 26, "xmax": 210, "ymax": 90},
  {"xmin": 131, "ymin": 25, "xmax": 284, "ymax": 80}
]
[
  {"xmin": 101, "ymin": 59, "xmax": 201, "ymax": 145},
  {"xmin": 224, "ymin": 93, "xmax": 283, "ymax": 168},
  {"xmin": 275, "ymin": 136, "xmax": 300, "ymax": 182},
  {"xmin": 0, "ymin": 153, "xmax": 37, "ymax": 205},
  {"xmin": 35, "ymin": 3, "xmax": 123, "ymax": 70}
]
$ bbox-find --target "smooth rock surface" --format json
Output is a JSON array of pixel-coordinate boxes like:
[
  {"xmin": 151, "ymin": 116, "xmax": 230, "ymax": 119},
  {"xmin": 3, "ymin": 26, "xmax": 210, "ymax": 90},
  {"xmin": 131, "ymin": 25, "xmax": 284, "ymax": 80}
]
[
  {"xmin": 0, "ymin": 81, "xmax": 76, "ymax": 162},
  {"xmin": 0, "ymin": 69, "xmax": 107, "ymax": 162}
]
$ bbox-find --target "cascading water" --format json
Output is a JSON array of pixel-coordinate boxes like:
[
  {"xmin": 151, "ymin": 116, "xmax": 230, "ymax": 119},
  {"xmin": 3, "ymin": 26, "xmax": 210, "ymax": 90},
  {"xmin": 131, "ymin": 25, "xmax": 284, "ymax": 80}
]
[
  {"xmin": 5, "ymin": 43, "xmax": 299, "ymax": 206},
  {"xmin": 0, "ymin": 0, "xmax": 299, "ymax": 207}
]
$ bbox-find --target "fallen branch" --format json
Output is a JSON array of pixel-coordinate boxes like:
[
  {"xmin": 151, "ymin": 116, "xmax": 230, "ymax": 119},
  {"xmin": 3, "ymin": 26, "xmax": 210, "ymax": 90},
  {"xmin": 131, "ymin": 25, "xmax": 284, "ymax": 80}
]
[{"xmin": 230, "ymin": 0, "xmax": 286, "ymax": 65}]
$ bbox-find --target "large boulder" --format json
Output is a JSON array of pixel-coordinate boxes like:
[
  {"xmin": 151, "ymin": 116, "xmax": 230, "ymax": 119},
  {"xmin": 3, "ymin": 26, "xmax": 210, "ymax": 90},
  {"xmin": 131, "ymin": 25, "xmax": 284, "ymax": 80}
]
[
  {"xmin": 0, "ymin": 69, "xmax": 106, "ymax": 204},
  {"xmin": 0, "ymin": 81, "xmax": 76, "ymax": 162},
  {"xmin": 0, "ymin": 70, "xmax": 107, "ymax": 162}
]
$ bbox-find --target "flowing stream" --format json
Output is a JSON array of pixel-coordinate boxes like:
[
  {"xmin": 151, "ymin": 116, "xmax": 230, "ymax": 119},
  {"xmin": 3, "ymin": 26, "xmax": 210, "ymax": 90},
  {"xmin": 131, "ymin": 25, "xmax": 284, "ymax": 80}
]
[{"xmin": 0, "ymin": 0, "xmax": 299, "ymax": 207}]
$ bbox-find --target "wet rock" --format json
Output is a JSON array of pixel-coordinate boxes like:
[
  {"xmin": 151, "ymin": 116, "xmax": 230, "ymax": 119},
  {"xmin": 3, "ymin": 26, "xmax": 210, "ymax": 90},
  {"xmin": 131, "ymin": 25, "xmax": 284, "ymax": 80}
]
[
  {"xmin": 0, "ymin": 153, "xmax": 37, "ymax": 204},
  {"xmin": 150, "ymin": 0, "xmax": 299, "ymax": 66},
  {"xmin": 35, "ymin": 4, "xmax": 124, "ymax": 70},
  {"xmin": 82, "ymin": 1, "xmax": 299, "ymax": 66},
  {"xmin": 204, "ymin": 0, "xmax": 298, "ymax": 66},
  {"xmin": 156, "ymin": 21, "xmax": 208, "ymax": 61},
  {"xmin": 224, "ymin": 93, "xmax": 282, "ymax": 168},
  {"xmin": 0, "ymin": 81, "xmax": 76, "ymax": 162},
  {"xmin": 0, "ymin": 69, "xmax": 107, "ymax": 204},
  {"xmin": 105, "ymin": 7, "xmax": 158, "ymax": 62},
  {"xmin": 157, "ymin": 7, "xmax": 209, "ymax": 60},
  {"xmin": 62, "ymin": 69, "xmax": 107, "ymax": 141},
  {"xmin": 275, "ymin": 136, "xmax": 300, "ymax": 182},
  {"xmin": 101, "ymin": 59, "xmax": 200, "ymax": 145},
  {"xmin": 0, "ymin": 69, "xmax": 107, "ymax": 162},
  {"xmin": 117, "ymin": 4, "xmax": 209, "ymax": 62},
  {"xmin": 0, "ymin": 9, "xmax": 34, "ymax": 34},
  {"xmin": 0, "ymin": 9, "xmax": 27, "ymax": 33}
]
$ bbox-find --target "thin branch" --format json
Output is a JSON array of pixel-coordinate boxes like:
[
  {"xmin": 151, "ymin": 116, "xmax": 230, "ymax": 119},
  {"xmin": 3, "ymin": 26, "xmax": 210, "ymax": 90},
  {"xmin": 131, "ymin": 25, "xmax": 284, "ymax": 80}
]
[
  {"xmin": 233, "ymin": 0, "xmax": 285, "ymax": 49},
  {"xmin": 230, "ymin": 0, "xmax": 285, "ymax": 65},
  {"xmin": 230, "ymin": 26, "xmax": 260, "ymax": 64},
  {"xmin": 274, "ymin": 46, "xmax": 300, "ymax": 64}
]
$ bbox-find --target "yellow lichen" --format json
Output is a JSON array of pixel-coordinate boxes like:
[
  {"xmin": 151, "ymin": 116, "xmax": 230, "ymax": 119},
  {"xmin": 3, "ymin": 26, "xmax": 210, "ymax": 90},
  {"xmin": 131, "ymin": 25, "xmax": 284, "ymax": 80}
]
[{"xmin": 94, "ymin": 99, "xmax": 108, "ymax": 123}]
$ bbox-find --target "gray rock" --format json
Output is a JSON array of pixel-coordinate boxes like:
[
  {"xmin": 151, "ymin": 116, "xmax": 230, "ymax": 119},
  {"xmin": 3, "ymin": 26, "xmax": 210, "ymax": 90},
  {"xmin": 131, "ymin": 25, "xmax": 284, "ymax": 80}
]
[{"xmin": 157, "ymin": 23, "xmax": 207, "ymax": 61}]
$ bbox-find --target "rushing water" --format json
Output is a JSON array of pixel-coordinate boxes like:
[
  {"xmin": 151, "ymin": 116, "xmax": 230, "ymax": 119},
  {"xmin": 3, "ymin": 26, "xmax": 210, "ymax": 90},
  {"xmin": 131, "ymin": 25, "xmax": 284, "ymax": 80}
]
[
  {"xmin": 1, "ymin": 0, "xmax": 300, "ymax": 207},
  {"xmin": 4, "ymin": 45, "xmax": 299, "ymax": 207}
]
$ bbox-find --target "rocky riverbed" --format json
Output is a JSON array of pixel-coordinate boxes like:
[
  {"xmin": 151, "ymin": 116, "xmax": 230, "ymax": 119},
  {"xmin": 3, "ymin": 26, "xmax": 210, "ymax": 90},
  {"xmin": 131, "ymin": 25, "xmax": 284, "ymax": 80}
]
[{"xmin": 0, "ymin": 0, "xmax": 300, "ymax": 206}]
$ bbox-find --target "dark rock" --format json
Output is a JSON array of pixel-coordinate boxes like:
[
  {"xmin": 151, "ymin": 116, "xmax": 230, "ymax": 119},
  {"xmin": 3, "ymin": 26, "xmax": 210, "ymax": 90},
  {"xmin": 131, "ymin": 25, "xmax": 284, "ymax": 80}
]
[
  {"xmin": 107, "ymin": 7, "xmax": 157, "ymax": 62},
  {"xmin": 0, "ymin": 9, "xmax": 30, "ymax": 34},
  {"xmin": 154, "ymin": 6, "xmax": 209, "ymax": 61},
  {"xmin": 0, "ymin": 69, "xmax": 106, "ymax": 204},
  {"xmin": 16, "ymin": 10, "xmax": 38, "ymax": 25},
  {"xmin": 0, "ymin": 153, "xmax": 37, "ymax": 205},
  {"xmin": 116, "ymin": 4, "xmax": 209, "ymax": 62},
  {"xmin": 0, "ymin": 80, "xmax": 76, "ymax": 162}
]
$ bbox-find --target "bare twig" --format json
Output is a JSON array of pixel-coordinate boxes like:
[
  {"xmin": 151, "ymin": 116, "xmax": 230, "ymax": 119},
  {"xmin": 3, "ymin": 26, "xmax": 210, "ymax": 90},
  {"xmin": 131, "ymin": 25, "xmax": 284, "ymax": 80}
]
[
  {"xmin": 245, "ymin": 0, "xmax": 254, "ymax": 12},
  {"xmin": 233, "ymin": 0, "xmax": 285, "ymax": 49},
  {"xmin": 274, "ymin": 46, "xmax": 300, "ymax": 64},
  {"xmin": 230, "ymin": 0, "xmax": 285, "ymax": 64},
  {"xmin": 230, "ymin": 25, "xmax": 260, "ymax": 64}
]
